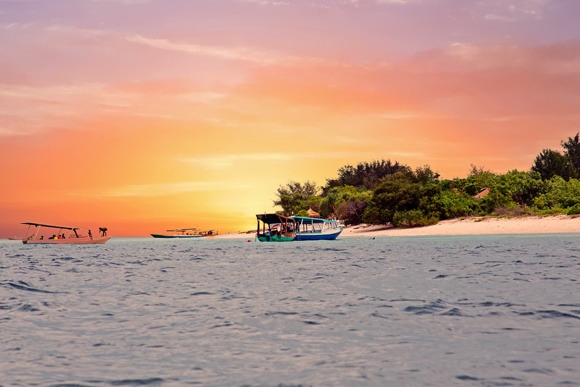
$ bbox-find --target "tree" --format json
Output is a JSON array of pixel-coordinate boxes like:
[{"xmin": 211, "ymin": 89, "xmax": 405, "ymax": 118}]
[
  {"xmin": 319, "ymin": 185, "xmax": 371, "ymax": 223},
  {"xmin": 531, "ymin": 149, "xmax": 574, "ymax": 181},
  {"xmin": 323, "ymin": 159, "xmax": 411, "ymax": 194},
  {"xmin": 273, "ymin": 181, "xmax": 320, "ymax": 215},
  {"xmin": 561, "ymin": 133, "xmax": 580, "ymax": 176},
  {"xmin": 362, "ymin": 172, "xmax": 438, "ymax": 225}
]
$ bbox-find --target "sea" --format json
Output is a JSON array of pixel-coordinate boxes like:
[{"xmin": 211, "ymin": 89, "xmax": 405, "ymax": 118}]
[{"xmin": 1, "ymin": 234, "xmax": 579, "ymax": 387}]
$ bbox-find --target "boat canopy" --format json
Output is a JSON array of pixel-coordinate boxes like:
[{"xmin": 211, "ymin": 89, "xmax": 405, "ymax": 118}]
[
  {"xmin": 167, "ymin": 228, "xmax": 196, "ymax": 232},
  {"xmin": 21, "ymin": 222, "xmax": 81, "ymax": 230},
  {"xmin": 256, "ymin": 213, "xmax": 295, "ymax": 225},
  {"xmin": 291, "ymin": 216, "xmax": 336, "ymax": 224}
]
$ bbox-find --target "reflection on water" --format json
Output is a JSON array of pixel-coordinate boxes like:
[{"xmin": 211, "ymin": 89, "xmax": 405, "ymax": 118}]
[{"xmin": 1, "ymin": 235, "xmax": 579, "ymax": 386}]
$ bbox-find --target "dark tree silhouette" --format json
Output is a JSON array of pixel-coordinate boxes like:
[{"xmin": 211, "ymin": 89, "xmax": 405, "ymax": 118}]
[
  {"xmin": 531, "ymin": 149, "xmax": 573, "ymax": 181},
  {"xmin": 323, "ymin": 159, "xmax": 410, "ymax": 194},
  {"xmin": 561, "ymin": 132, "xmax": 580, "ymax": 177}
]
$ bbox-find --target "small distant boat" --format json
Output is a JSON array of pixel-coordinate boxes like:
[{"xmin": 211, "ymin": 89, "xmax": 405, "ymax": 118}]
[
  {"xmin": 151, "ymin": 228, "xmax": 202, "ymax": 239},
  {"xmin": 255, "ymin": 214, "xmax": 342, "ymax": 242},
  {"xmin": 198, "ymin": 230, "xmax": 218, "ymax": 238},
  {"xmin": 7, "ymin": 237, "xmax": 21, "ymax": 241},
  {"xmin": 21, "ymin": 222, "xmax": 111, "ymax": 245}
]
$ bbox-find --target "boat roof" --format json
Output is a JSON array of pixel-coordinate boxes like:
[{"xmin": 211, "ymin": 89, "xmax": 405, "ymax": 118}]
[
  {"xmin": 291, "ymin": 216, "xmax": 336, "ymax": 223},
  {"xmin": 21, "ymin": 222, "xmax": 81, "ymax": 230},
  {"xmin": 167, "ymin": 228, "xmax": 196, "ymax": 232},
  {"xmin": 256, "ymin": 213, "xmax": 296, "ymax": 224}
]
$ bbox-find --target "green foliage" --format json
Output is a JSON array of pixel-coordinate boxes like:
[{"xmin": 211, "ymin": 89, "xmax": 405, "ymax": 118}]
[
  {"xmin": 567, "ymin": 203, "xmax": 580, "ymax": 215},
  {"xmin": 533, "ymin": 176, "xmax": 580, "ymax": 210},
  {"xmin": 320, "ymin": 185, "xmax": 371, "ymax": 224},
  {"xmin": 324, "ymin": 159, "xmax": 411, "ymax": 193},
  {"xmin": 272, "ymin": 141, "xmax": 580, "ymax": 229},
  {"xmin": 437, "ymin": 191, "xmax": 480, "ymax": 219},
  {"xmin": 273, "ymin": 181, "xmax": 320, "ymax": 215},
  {"xmin": 362, "ymin": 172, "xmax": 442, "ymax": 225},
  {"xmin": 295, "ymin": 209, "xmax": 310, "ymax": 217},
  {"xmin": 392, "ymin": 210, "xmax": 438, "ymax": 227},
  {"xmin": 561, "ymin": 133, "xmax": 580, "ymax": 176},
  {"xmin": 532, "ymin": 149, "xmax": 574, "ymax": 181}
]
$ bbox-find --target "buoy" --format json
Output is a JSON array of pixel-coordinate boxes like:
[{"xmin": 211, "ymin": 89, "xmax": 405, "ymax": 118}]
[{"xmin": 247, "ymin": 239, "xmax": 251, "ymax": 242}]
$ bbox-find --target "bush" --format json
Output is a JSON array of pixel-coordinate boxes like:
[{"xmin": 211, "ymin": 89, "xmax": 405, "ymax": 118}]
[
  {"xmin": 567, "ymin": 203, "xmax": 580, "ymax": 215},
  {"xmin": 295, "ymin": 209, "xmax": 309, "ymax": 217},
  {"xmin": 392, "ymin": 210, "xmax": 439, "ymax": 227},
  {"xmin": 492, "ymin": 206, "xmax": 533, "ymax": 217}
]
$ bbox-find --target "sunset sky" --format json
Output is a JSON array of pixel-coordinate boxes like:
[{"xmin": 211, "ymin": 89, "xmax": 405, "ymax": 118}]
[{"xmin": 1, "ymin": 0, "xmax": 580, "ymax": 237}]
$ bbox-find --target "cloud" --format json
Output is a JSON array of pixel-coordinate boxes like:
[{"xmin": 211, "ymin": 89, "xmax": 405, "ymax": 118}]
[
  {"xmin": 88, "ymin": 181, "xmax": 252, "ymax": 197},
  {"xmin": 235, "ymin": 0, "xmax": 289, "ymax": 5},
  {"xmin": 484, "ymin": 13, "xmax": 517, "ymax": 22},
  {"xmin": 126, "ymin": 35, "xmax": 286, "ymax": 65},
  {"xmin": 125, "ymin": 34, "xmax": 328, "ymax": 66},
  {"xmin": 376, "ymin": 0, "xmax": 422, "ymax": 4},
  {"xmin": 90, "ymin": 0, "xmax": 150, "ymax": 3},
  {"xmin": 180, "ymin": 152, "xmax": 354, "ymax": 169}
]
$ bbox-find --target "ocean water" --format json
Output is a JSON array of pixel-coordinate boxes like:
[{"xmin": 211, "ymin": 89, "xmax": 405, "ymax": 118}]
[{"xmin": 1, "ymin": 234, "xmax": 579, "ymax": 387}]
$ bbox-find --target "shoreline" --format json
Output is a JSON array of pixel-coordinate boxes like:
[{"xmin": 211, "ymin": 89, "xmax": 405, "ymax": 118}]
[{"xmin": 216, "ymin": 215, "xmax": 580, "ymax": 239}]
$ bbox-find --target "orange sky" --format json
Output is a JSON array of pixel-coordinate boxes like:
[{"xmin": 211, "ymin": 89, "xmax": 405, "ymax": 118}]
[{"xmin": 1, "ymin": 0, "xmax": 580, "ymax": 237}]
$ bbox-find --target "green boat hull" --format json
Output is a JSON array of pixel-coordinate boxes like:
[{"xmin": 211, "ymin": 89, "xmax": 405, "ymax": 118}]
[{"xmin": 257, "ymin": 235, "xmax": 295, "ymax": 242}]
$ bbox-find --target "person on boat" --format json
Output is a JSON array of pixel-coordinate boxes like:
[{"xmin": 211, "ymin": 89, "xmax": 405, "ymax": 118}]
[
  {"xmin": 40, "ymin": 235, "xmax": 44, "ymax": 240},
  {"xmin": 88, "ymin": 230, "xmax": 92, "ymax": 239},
  {"xmin": 51, "ymin": 235, "xmax": 57, "ymax": 239},
  {"xmin": 58, "ymin": 234, "xmax": 63, "ymax": 239}
]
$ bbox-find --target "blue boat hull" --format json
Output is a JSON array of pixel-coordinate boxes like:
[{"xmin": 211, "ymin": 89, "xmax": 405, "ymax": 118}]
[{"xmin": 294, "ymin": 228, "xmax": 342, "ymax": 241}]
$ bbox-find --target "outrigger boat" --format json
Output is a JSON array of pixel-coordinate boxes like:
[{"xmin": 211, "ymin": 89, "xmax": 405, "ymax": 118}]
[
  {"xmin": 255, "ymin": 214, "xmax": 343, "ymax": 242},
  {"xmin": 151, "ymin": 228, "xmax": 202, "ymax": 238},
  {"xmin": 21, "ymin": 222, "xmax": 111, "ymax": 245}
]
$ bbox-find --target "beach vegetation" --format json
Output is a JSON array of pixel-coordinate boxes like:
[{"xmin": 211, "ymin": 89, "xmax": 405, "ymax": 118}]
[
  {"xmin": 323, "ymin": 159, "xmax": 411, "ymax": 194},
  {"xmin": 561, "ymin": 133, "xmax": 580, "ymax": 176},
  {"xmin": 272, "ymin": 134, "xmax": 580, "ymax": 227},
  {"xmin": 566, "ymin": 203, "xmax": 580, "ymax": 215},
  {"xmin": 273, "ymin": 181, "xmax": 320, "ymax": 215}
]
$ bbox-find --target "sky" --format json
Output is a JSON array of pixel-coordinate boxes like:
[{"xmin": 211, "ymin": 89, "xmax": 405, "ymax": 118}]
[{"xmin": 1, "ymin": 0, "xmax": 580, "ymax": 237}]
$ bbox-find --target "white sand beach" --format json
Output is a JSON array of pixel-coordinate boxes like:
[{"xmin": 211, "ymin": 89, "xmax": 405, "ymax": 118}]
[{"xmin": 217, "ymin": 215, "xmax": 580, "ymax": 239}]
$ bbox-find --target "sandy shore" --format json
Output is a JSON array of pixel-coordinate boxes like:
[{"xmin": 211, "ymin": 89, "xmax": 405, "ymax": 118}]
[{"xmin": 217, "ymin": 215, "xmax": 580, "ymax": 239}]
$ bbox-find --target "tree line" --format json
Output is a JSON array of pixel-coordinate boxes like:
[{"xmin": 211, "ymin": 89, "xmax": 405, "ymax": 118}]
[{"xmin": 273, "ymin": 133, "xmax": 580, "ymax": 227}]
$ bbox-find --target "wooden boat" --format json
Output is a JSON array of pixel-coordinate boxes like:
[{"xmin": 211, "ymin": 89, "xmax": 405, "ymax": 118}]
[
  {"xmin": 291, "ymin": 216, "xmax": 343, "ymax": 241},
  {"xmin": 199, "ymin": 230, "xmax": 218, "ymax": 238},
  {"xmin": 255, "ymin": 214, "xmax": 343, "ymax": 242},
  {"xmin": 151, "ymin": 228, "xmax": 202, "ymax": 238},
  {"xmin": 21, "ymin": 222, "xmax": 111, "ymax": 245},
  {"xmin": 256, "ymin": 213, "xmax": 297, "ymax": 242}
]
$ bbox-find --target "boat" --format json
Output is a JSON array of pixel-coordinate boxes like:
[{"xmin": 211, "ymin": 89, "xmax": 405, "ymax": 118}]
[
  {"xmin": 199, "ymin": 230, "xmax": 218, "ymax": 238},
  {"xmin": 291, "ymin": 216, "xmax": 343, "ymax": 241},
  {"xmin": 21, "ymin": 222, "xmax": 111, "ymax": 245},
  {"xmin": 256, "ymin": 213, "xmax": 297, "ymax": 242},
  {"xmin": 255, "ymin": 214, "xmax": 343, "ymax": 242},
  {"xmin": 151, "ymin": 228, "xmax": 202, "ymax": 238}
]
